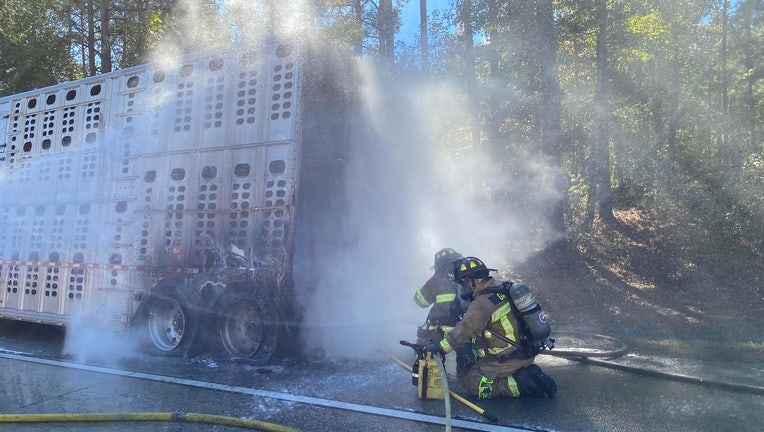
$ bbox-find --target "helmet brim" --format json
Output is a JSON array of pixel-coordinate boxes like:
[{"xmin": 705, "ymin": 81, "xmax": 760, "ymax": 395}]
[{"xmin": 455, "ymin": 268, "xmax": 497, "ymax": 280}]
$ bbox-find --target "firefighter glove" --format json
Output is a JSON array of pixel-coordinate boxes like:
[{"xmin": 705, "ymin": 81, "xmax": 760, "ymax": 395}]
[{"xmin": 424, "ymin": 341, "xmax": 445, "ymax": 356}]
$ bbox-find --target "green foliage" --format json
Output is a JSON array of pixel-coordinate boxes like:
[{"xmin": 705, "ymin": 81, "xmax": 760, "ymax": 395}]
[
  {"xmin": 314, "ymin": 0, "xmax": 366, "ymax": 53},
  {"xmin": 625, "ymin": 11, "xmax": 668, "ymax": 38},
  {"xmin": 0, "ymin": 0, "xmax": 81, "ymax": 94},
  {"xmin": 1, "ymin": 0, "xmax": 762, "ymax": 264}
]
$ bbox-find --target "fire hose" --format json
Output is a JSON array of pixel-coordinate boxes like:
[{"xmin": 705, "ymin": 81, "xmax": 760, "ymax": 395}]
[
  {"xmin": 472, "ymin": 330, "xmax": 763, "ymax": 394},
  {"xmin": 434, "ymin": 353, "xmax": 452, "ymax": 432},
  {"xmin": 0, "ymin": 411, "xmax": 299, "ymax": 431}
]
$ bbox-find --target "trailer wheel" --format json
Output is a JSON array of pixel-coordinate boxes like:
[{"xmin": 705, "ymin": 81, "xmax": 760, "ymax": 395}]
[
  {"xmin": 217, "ymin": 290, "xmax": 280, "ymax": 363},
  {"xmin": 146, "ymin": 286, "xmax": 196, "ymax": 354}
]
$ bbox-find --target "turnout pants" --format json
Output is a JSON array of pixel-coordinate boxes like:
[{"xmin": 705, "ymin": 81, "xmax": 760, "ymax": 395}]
[{"xmin": 458, "ymin": 357, "xmax": 556, "ymax": 399}]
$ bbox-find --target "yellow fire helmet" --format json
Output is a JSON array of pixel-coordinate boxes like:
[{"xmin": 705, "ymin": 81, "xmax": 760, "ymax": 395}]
[{"xmin": 454, "ymin": 257, "xmax": 497, "ymax": 281}]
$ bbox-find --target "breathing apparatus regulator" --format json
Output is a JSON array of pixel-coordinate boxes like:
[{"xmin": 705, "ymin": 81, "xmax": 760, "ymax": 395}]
[{"xmin": 502, "ymin": 282, "xmax": 554, "ymax": 355}]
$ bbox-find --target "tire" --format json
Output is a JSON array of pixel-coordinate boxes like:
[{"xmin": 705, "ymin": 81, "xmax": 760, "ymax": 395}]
[
  {"xmin": 145, "ymin": 285, "xmax": 197, "ymax": 355},
  {"xmin": 216, "ymin": 289, "xmax": 280, "ymax": 363}
]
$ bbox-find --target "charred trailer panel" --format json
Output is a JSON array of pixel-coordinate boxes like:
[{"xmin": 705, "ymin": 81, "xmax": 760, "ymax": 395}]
[{"xmin": 0, "ymin": 37, "xmax": 354, "ymax": 363}]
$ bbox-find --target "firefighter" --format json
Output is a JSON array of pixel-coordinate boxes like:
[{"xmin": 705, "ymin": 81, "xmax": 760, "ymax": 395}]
[
  {"xmin": 413, "ymin": 248, "xmax": 466, "ymax": 346},
  {"xmin": 414, "ymin": 248, "xmax": 476, "ymax": 379},
  {"xmin": 425, "ymin": 256, "xmax": 557, "ymax": 399}
]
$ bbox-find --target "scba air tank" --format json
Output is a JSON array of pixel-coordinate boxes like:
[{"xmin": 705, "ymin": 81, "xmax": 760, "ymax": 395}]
[{"xmin": 508, "ymin": 283, "xmax": 552, "ymax": 352}]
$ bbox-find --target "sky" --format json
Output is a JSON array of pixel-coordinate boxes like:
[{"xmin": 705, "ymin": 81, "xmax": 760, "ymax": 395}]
[{"xmin": 398, "ymin": 0, "xmax": 452, "ymax": 45}]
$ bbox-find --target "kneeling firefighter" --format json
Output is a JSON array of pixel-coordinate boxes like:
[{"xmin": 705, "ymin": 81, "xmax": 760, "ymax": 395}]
[
  {"xmin": 413, "ymin": 248, "xmax": 474, "ymax": 377},
  {"xmin": 424, "ymin": 256, "xmax": 557, "ymax": 399}
]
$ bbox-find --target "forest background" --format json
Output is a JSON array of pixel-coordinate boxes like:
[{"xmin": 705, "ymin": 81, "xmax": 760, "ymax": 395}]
[{"xmin": 1, "ymin": 0, "xmax": 762, "ymax": 357}]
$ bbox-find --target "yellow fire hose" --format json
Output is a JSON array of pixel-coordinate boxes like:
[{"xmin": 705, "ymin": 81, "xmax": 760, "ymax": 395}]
[
  {"xmin": 388, "ymin": 354, "xmax": 498, "ymax": 423},
  {"xmin": 433, "ymin": 352, "xmax": 452, "ymax": 432},
  {"xmin": 0, "ymin": 411, "xmax": 299, "ymax": 431}
]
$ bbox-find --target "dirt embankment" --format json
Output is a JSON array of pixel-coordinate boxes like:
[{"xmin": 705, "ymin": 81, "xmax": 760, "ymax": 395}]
[{"xmin": 513, "ymin": 208, "xmax": 764, "ymax": 363}]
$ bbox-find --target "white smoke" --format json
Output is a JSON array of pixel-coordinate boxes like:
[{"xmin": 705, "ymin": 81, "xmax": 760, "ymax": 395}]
[
  {"xmin": 298, "ymin": 59, "xmax": 564, "ymax": 359},
  {"xmin": 62, "ymin": 316, "xmax": 143, "ymax": 365}
]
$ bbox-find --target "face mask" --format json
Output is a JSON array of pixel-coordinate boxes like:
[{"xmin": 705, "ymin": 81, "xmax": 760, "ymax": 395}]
[{"xmin": 457, "ymin": 280, "xmax": 472, "ymax": 301}]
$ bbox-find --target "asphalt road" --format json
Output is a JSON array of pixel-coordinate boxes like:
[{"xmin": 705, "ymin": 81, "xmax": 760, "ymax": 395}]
[{"xmin": 1, "ymin": 321, "xmax": 762, "ymax": 432}]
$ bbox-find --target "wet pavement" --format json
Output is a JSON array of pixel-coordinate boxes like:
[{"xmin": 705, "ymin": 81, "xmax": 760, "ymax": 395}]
[{"xmin": 1, "ymin": 320, "xmax": 762, "ymax": 432}]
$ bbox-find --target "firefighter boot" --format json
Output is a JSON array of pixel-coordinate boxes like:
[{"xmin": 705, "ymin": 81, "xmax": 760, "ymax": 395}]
[
  {"xmin": 511, "ymin": 367, "xmax": 545, "ymax": 398},
  {"xmin": 526, "ymin": 364, "xmax": 557, "ymax": 398}
]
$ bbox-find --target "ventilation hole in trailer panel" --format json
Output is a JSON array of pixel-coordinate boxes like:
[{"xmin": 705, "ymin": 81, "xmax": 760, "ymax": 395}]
[
  {"xmin": 234, "ymin": 163, "xmax": 250, "ymax": 177},
  {"xmin": 202, "ymin": 165, "xmax": 217, "ymax": 180},
  {"xmin": 276, "ymin": 44, "xmax": 292, "ymax": 58},
  {"xmin": 242, "ymin": 52, "xmax": 257, "ymax": 66},
  {"xmin": 180, "ymin": 64, "xmax": 194, "ymax": 77},
  {"xmin": 171, "ymin": 168, "xmax": 185, "ymax": 181},
  {"xmin": 269, "ymin": 160, "xmax": 285, "ymax": 174},
  {"xmin": 209, "ymin": 58, "xmax": 224, "ymax": 71}
]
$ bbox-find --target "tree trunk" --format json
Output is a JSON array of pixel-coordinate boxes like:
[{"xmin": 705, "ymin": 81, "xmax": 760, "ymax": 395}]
[
  {"xmin": 720, "ymin": 0, "xmax": 729, "ymax": 150},
  {"xmin": 535, "ymin": 0, "xmax": 567, "ymax": 239},
  {"xmin": 591, "ymin": 0, "xmax": 615, "ymax": 226},
  {"xmin": 353, "ymin": 0, "xmax": 364, "ymax": 56},
  {"xmin": 134, "ymin": 0, "xmax": 148, "ymax": 65},
  {"xmin": 378, "ymin": 0, "xmax": 395, "ymax": 70},
  {"xmin": 419, "ymin": 0, "xmax": 428, "ymax": 74},
  {"xmin": 87, "ymin": 0, "xmax": 96, "ymax": 76},
  {"xmin": 461, "ymin": 0, "xmax": 480, "ymax": 148},
  {"xmin": 667, "ymin": 43, "xmax": 680, "ymax": 161},
  {"xmin": 742, "ymin": 4, "xmax": 756, "ymax": 150},
  {"xmin": 650, "ymin": 59, "xmax": 665, "ymax": 155},
  {"xmin": 99, "ymin": 0, "xmax": 112, "ymax": 73}
]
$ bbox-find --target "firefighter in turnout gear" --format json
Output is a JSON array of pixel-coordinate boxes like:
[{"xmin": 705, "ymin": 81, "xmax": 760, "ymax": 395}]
[
  {"xmin": 414, "ymin": 248, "xmax": 467, "ymax": 346},
  {"xmin": 424, "ymin": 257, "xmax": 557, "ymax": 399}
]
